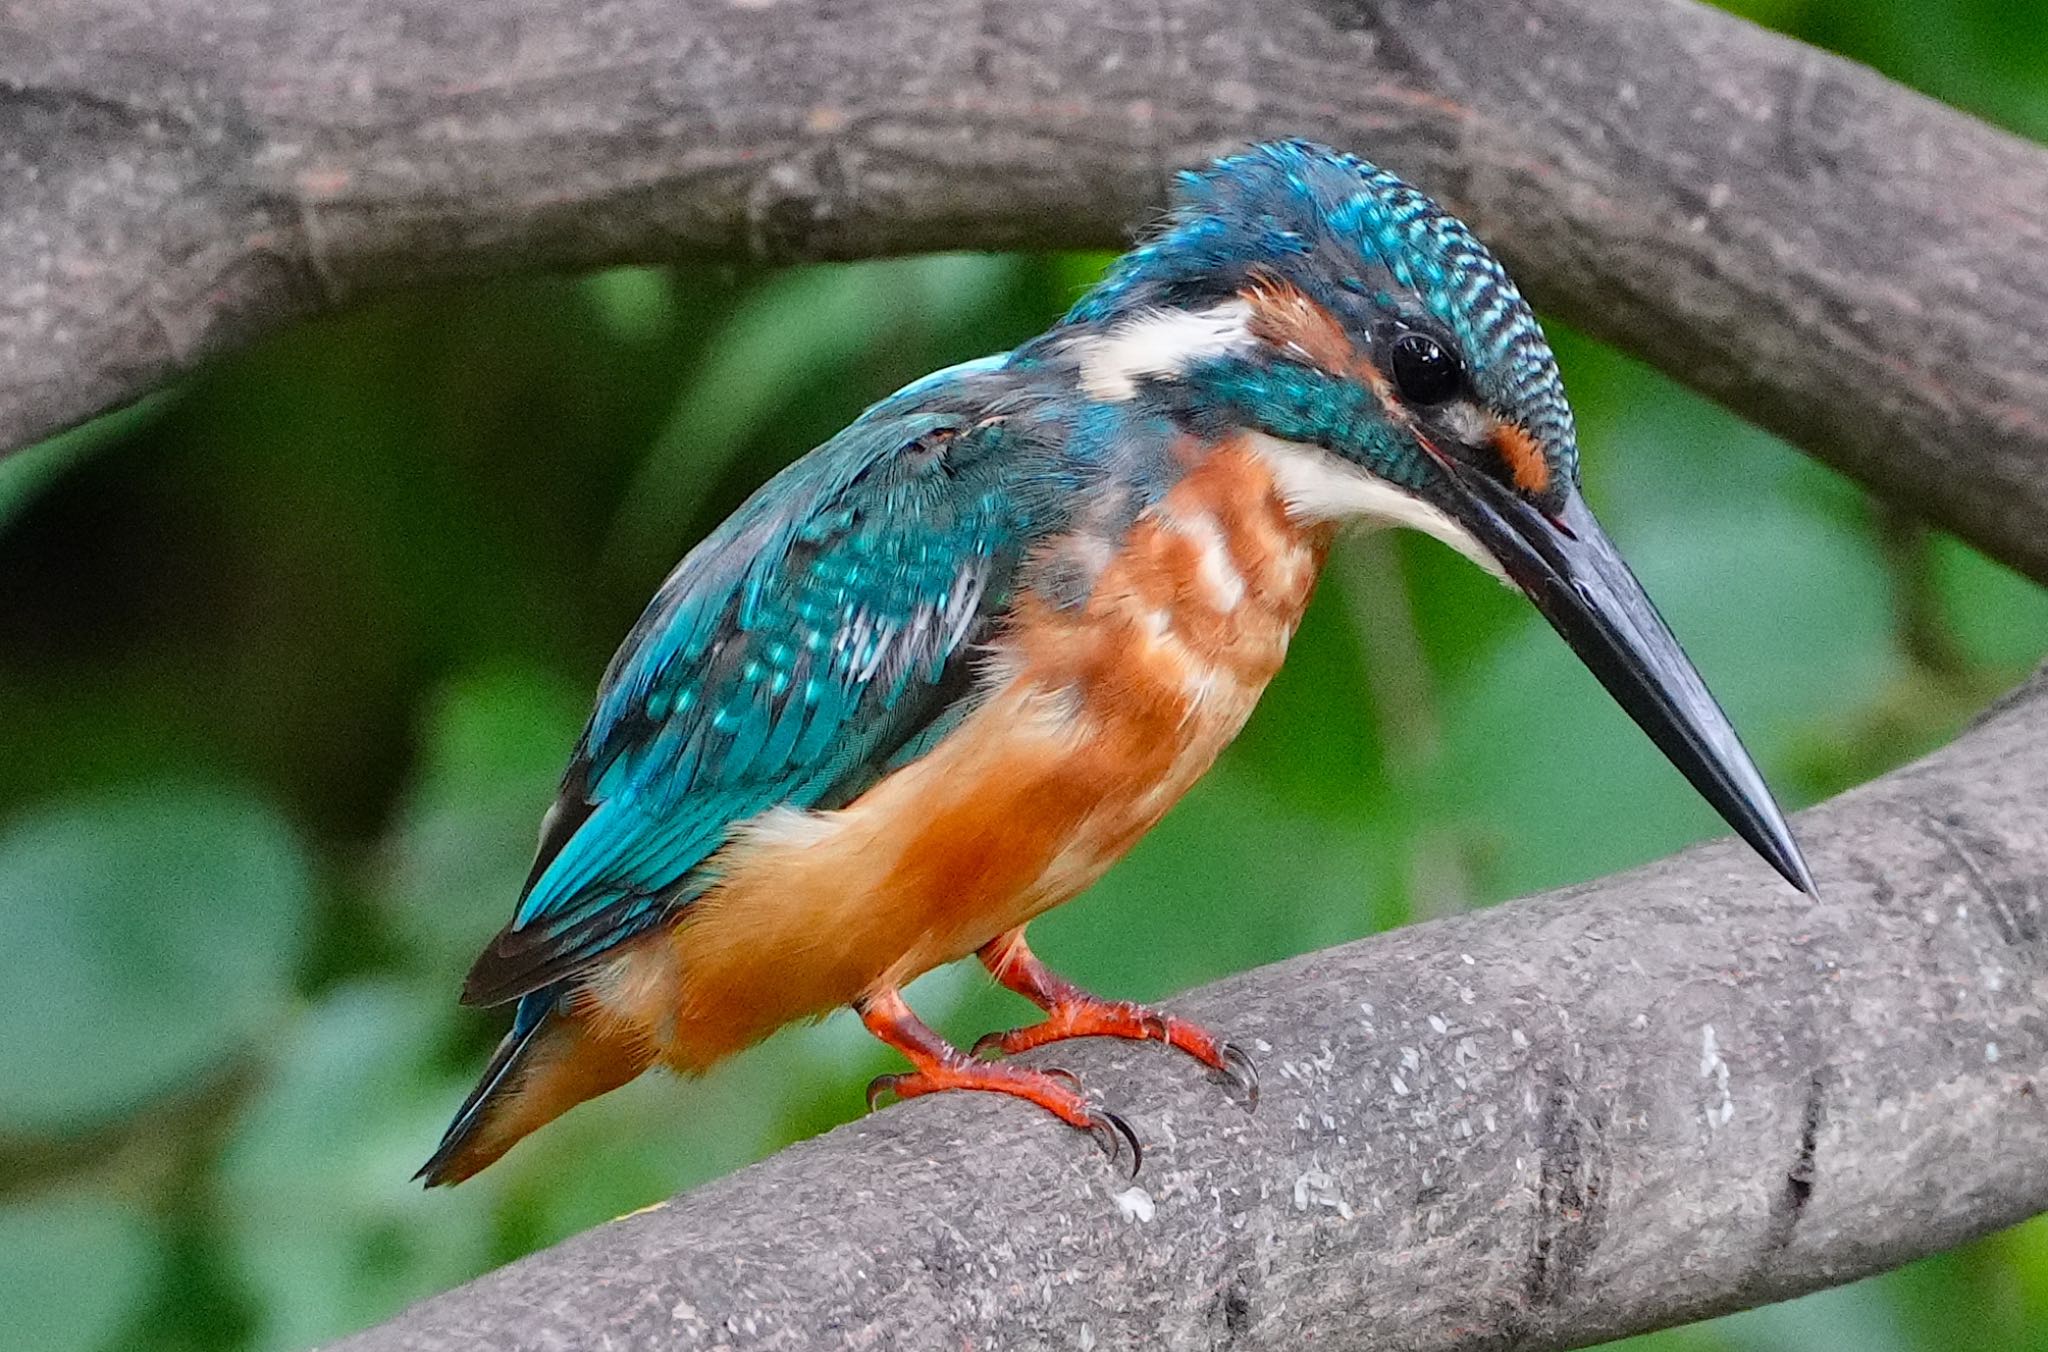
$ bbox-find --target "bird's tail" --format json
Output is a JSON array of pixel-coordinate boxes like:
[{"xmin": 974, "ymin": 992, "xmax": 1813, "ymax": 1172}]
[{"xmin": 416, "ymin": 989, "xmax": 650, "ymax": 1187}]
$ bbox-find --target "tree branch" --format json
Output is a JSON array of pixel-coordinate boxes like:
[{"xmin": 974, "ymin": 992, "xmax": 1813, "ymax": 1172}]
[
  {"xmin": 329, "ymin": 665, "xmax": 2048, "ymax": 1351},
  {"xmin": 5, "ymin": 0, "xmax": 2048, "ymax": 577},
  {"xmin": 15, "ymin": 5, "xmax": 2048, "ymax": 1341}
]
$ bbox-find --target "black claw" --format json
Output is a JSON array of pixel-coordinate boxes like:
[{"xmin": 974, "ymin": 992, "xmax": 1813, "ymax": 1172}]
[
  {"xmin": 865, "ymin": 1074, "xmax": 900, "ymax": 1112},
  {"xmin": 1087, "ymin": 1108, "xmax": 1143, "ymax": 1178},
  {"xmin": 1214, "ymin": 1042, "xmax": 1261, "ymax": 1111},
  {"xmin": 1040, "ymin": 1066, "xmax": 1084, "ymax": 1093}
]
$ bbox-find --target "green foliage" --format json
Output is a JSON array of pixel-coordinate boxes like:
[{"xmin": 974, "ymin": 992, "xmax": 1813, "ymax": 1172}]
[
  {"xmin": 0, "ymin": 788, "xmax": 310, "ymax": 1134},
  {"xmin": 218, "ymin": 982, "xmax": 498, "ymax": 1352},
  {"xmin": 0, "ymin": 4, "xmax": 2044, "ymax": 1347},
  {"xmin": 0, "ymin": 395, "xmax": 175, "ymax": 536},
  {"xmin": 0, "ymin": 1193, "xmax": 162, "ymax": 1352}
]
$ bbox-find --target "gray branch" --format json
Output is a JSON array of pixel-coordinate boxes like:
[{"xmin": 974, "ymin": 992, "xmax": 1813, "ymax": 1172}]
[
  {"xmin": 5, "ymin": 0, "xmax": 2048, "ymax": 577},
  {"xmin": 14, "ymin": 1, "xmax": 2048, "ymax": 1344},
  {"xmin": 327, "ymin": 665, "xmax": 2048, "ymax": 1351}
]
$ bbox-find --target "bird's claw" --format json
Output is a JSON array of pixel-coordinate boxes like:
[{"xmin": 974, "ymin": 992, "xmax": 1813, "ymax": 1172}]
[
  {"xmin": 865, "ymin": 1063, "xmax": 1141, "ymax": 1176},
  {"xmin": 1212, "ymin": 1041, "xmax": 1260, "ymax": 1111},
  {"xmin": 1085, "ymin": 1106, "xmax": 1143, "ymax": 1178},
  {"xmin": 970, "ymin": 1034, "xmax": 1086, "ymax": 1098},
  {"xmin": 1039, "ymin": 1065, "xmax": 1084, "ymax": 1093},
  {"xmin": 864, "ymin": 1072, "xmax": 903, "ymax": 1112},
  {"xmin": 972, "ymin": 1003, "xmax": 1253, "ymax": 1115},
  {"xmin": 867, "ymin": 1063, "xmax": 1077, "ymax": 1102}
]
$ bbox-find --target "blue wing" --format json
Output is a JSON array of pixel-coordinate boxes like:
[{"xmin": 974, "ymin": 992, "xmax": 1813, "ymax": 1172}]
[{"xmin": 460, "ymin": 359, "xmax": 1048, "ymax": 1006}]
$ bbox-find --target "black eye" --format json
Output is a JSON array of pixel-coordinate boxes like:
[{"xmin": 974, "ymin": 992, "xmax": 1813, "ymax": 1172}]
[{"xmin": 1390, "ymin": 333, "xmax": 1463, "ymax": 405}]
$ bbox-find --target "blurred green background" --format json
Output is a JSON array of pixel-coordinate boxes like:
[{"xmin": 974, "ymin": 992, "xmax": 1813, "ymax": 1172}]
[{"xmin": 3, "ymin": 1, "xmax": 2047, "ymax": 1349}]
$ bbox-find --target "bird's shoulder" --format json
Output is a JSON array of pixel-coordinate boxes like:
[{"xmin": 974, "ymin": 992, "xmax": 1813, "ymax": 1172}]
[{"xmin": 573, "ymin": 355, "xmax": 1068, "ymax": 811}]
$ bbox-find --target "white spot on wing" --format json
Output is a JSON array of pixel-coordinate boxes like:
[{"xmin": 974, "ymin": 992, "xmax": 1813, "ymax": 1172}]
[
  {"xmin": 1244, "ymin": 433, "xmax": 1508, "ymax": 584},
  {"xmin": 1074, "ymin": 301, "xmax": 1254, "ymax": 401}
]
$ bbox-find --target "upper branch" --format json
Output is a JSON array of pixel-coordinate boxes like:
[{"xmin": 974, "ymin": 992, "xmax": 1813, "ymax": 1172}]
[
  {"xmin": 328, "ymin": 667, "xmax": 2048, "ymax": 1351},
  {"xmin": 4, "ymin": 0, "xmax": 2048, "ymax": 578}
]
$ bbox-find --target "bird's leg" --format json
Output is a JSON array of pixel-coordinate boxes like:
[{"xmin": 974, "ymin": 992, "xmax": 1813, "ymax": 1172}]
[
  {"xmin": 971, "ymin": 929, "xmax": 1259, "ymax": 1108},
  {"xmin": 855, "ymin": 987, "xmax": 1140, "ymax": 1171}
]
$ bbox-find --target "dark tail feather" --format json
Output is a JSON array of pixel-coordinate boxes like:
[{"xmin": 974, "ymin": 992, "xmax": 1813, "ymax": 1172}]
[
  {"xmin": 416, "ymin": 993, "xmax": 555, "ymax": 1187},
  {"xmin": 416, "ymin": 989, "xmax": 652, "ymax": 1187}
]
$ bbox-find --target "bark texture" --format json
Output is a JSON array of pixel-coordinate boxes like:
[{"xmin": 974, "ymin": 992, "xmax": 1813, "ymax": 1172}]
[
  {"xmin": 329, "ymin": 666, "xmax": 2048, "ymax": 1351},
  {"xmin": 4, "ymin": 0, "xmax": 2048, "ymax": 578}
]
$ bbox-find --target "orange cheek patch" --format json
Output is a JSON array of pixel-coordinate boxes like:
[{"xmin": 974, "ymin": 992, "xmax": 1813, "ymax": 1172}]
[
  {"xmin": 1238, "ymin": 277, "xmax": 1406, "ymax": 418},
  {"xmin": 1241, "ymin": 278, "xmax": 1358, "ymax": 377},
  {"xmin": 1492, "ymin": 420, "xmax": 1551, "ymax": 495}
]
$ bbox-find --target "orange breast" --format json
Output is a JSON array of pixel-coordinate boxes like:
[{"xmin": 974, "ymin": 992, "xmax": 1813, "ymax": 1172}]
[{"xmin": 586, "ymin": 439, "xmax": 1332, "ymax": 1072}]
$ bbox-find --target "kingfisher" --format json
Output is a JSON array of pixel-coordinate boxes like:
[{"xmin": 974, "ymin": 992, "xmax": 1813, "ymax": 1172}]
[{"xmin": 418, "ymin": 139, "xmax": 1814, "ymax": 1185}]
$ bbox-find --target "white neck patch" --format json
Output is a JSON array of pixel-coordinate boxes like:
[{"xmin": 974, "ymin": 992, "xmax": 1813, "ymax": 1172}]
[
  {"xmin": 1073, "ymin": 300, "xmax": 1255, "ymax": 402},
  {"xmin": 1245, "ymin": 433, "xmax": 1509, "ymax": 584}
]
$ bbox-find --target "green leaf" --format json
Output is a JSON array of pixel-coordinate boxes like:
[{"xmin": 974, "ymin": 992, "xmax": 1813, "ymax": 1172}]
[
  {"xmin": 0, "ymin": 393, "xmax": 174, "ymax": 536},
  {"xmin": 1931, "ymin": 533, "xmax": 2048, "ymax": 674},
  {"xmin": 0, "ymin": 1191, "xmax": 163, "ymax": 1352},
  {"xmin": 1033, "ymin": 757, "xmax": 1400, "ymax": 998},
  {"xmin": 382, "ymin": 664, "xmax": 589, "ymax": 976},
  {"xmin": 580, "ymin": 266, "xmax": 681, "ymax": 344},
  {"xmin": 219, "ymin": 981, "xmax": 501, "ymax": 1352},
  {"xmin": 1704, "ymin": 1275, "xmax": 1923, "ymax": 1352},
  {"xmin": 605, "ymin": 254, "xmax": 1017, "ymax": 576},
  {"xmin": 0, "ymin": 786, "xmax": 312, "ymax": 1134}
]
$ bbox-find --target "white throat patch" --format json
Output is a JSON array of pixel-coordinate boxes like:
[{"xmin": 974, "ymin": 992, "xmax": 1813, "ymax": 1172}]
[
  {"xmin": 1245, "ymin": 434, "xmax": 1509, "ymax": 584},
  {"xmin": 1072, "ymin": 300, "xmax": 1255, "ymax": 402}
]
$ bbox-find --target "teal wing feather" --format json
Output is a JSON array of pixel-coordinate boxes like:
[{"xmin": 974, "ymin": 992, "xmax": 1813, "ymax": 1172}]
[{"xmin": 460, "ymin": 366, "xmax": 1048, "ymax": 1006}]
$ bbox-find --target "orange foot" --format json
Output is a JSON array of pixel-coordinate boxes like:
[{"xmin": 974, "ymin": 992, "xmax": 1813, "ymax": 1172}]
[
  {"xmin": 972, "ymin": 929, "xmax": 1260, "ymax": 1109},
  {"xmin": 857, "ymin": 987, "xmax": 1140, "ymax": 1173}
]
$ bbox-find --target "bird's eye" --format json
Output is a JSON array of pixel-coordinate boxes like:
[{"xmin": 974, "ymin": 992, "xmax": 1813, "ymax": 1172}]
[{"xmin": 1389, "ymin": 333, "xmax": 1463, "ymax": 405}]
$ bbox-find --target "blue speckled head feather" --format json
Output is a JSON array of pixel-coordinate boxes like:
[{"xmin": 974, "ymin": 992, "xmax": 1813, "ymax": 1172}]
[{"xmin": 1064, "ymin": 139, "xmax": 1577, "ymax": 481}]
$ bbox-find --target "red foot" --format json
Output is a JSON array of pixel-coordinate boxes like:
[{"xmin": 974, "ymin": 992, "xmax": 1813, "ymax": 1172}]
[
  {"xmin": 857, "ymin": 988, "xmax": 1140, "ymax": 1173},
  {"xmin": 973, "ymin": 930, "xmax": 1260, "ymax": 1109}
]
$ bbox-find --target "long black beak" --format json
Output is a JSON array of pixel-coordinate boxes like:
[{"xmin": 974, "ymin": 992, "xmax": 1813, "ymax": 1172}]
[{"xmin": 1437, "ymin": 465, "xmax": 1817, "ymax": 896}]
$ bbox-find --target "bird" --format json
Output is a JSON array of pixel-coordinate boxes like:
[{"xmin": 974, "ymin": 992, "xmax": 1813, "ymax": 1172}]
[{"xmin": 417, "ymin": 138, "xmax": 1815, "ymax": 1186}]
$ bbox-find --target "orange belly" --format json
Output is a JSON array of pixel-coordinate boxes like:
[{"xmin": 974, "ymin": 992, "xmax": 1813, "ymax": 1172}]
[{"xmin": 580, "ymin": 439, "xmax": 1332, "ymax": 1071}]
